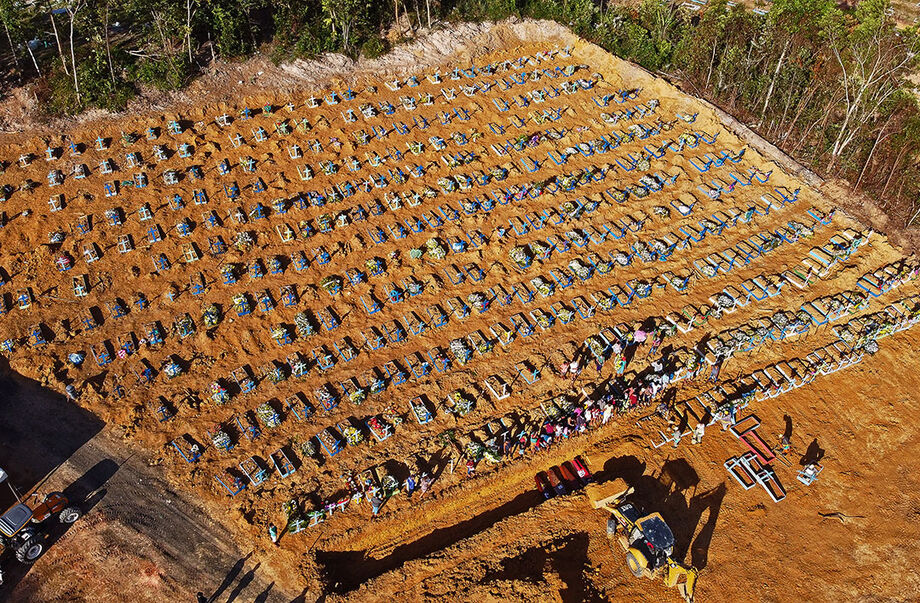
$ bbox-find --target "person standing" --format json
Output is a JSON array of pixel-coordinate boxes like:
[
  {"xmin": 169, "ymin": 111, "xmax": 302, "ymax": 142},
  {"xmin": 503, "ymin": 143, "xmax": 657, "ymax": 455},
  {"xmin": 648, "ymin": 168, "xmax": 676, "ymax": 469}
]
[
  {"xmin": 418, "ymin": 473, "xmax": 434, "ymax": 498},
  {"xmin": 371, "ymin": 494, "xmax": 384, "ymax": 516},
  {"xmin": 671, "ymin": 424, "xmax": 682, "ymax": 448},
  {"xmin": 691, "ymin": 422, "xmax": 705, "ymax": 445},
  {"xmin": 268, "ymin": 523, "xmax": 279, "ymax": 546},
  {"xmin": 404, "ymin": 474, "xmax": 417, "ymax": 497},
  {"xmin": 603, "ymin": 403, "xmax": 613, "ymax": 424},
  {"xmin": 709, "ymin": 356, "xmax": 724, "ymax": 382}
]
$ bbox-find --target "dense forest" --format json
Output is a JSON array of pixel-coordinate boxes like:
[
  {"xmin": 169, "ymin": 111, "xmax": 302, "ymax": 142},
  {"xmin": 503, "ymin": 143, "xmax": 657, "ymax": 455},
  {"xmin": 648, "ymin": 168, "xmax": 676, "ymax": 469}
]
[{"xmin": 1, "ymin": 0, "xmax": 920, "ymax": 226}]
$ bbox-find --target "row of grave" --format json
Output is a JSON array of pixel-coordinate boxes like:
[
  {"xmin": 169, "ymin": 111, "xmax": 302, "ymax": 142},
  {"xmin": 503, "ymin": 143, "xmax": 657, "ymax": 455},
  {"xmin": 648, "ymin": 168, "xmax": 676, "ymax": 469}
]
[
  {"xmin": 153, "ymin": 223, "xmax": 893, "ymax": 460},
  {"xmin": 198, "ymin": 287, "xmax": 914, "ymax": 518},
  {"xmin": 31, "ymin": 185, "xmax": 826, "ymax": 372},
  {"xmin": 662, "ymin": 291, "xmax": 920, "ymax": 503},
  {"xmin": 20, "ymin": 185, "xmax": 860, "ymax": 400}
]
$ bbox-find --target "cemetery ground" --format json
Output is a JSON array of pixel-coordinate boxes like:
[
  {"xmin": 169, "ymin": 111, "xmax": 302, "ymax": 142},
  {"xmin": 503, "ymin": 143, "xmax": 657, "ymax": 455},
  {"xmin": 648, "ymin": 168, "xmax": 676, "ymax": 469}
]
[{"xmin": 1, "ymin": 20, "xmax": 919, "ymax": 602}]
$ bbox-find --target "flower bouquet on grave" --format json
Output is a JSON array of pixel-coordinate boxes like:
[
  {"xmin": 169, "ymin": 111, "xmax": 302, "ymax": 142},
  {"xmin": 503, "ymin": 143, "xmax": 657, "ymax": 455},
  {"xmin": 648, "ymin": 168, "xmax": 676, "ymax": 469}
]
[
  {"xmin": 266, "ymin": 365, "xmax": 286, "ymax": 384},
  {"xmin": 715, "ymin": 293, "xmax": 735, "ymax": 310},
  {"xmin": 700, "ymin": 263, "xmax": 717, "ymax": 277},
  {"xmin": 270, "ymin": 326, "xmax": 290, "ymax": 346},
  {"xmin": 468, "ymin": 292, "xmax": 489, "ymax": 313},
  {"xmin": 638, "ymin": 174, "xmax": 661, "ymax": 191},
  {"xmin": 449, "ymin": 390, "xmax": 475, "ymax": 416},
  {"xmin": 426, "ymin": 238, "xmax": 447, "ymax": 260},
  {"xmin": 609, "ymin": 187, "xmax": 629, "ymax": 203},
  {"xmin": 736, "ymin": 327, "xmax": 755, "ymax": 345},
  {"xmin": 650, "ymin": 239, "xmax": 670, "ymax": 257},
  {"xmin": 341, "ymin": 425, "xmax": 364, "ymax": 447},
  {"xmin": 532, "ymin": 277, "xmax": 554, "ymax": 298},
  {"xmin": 465, "ymin": 441, "xmax": 485, "ymax": 461},
  {"xmin": 566, "ymin": 229, "xmax": 588, "ymax": 246},
  {"xmin": 202, "ymin": 304, "xmax": 221, "ymax": 328},
  {"xmin": 586, "ymin": 335, "xmax": 605, "ymax": 359},
  {"xmin": 369, "ymin": 377, "xmax": 386, "ymax": 395},
  {"xmin": 367, "ymin": 416, "xmax": 391, "ymax": 441},
  {"xmin": 348, "ymin": 386, "xmax": 366, "ymax": 406},
  {"xmin": 530, "ymin": 240, "xmax": 549, "ymax": 259},
  {"xmin": 175, "ymin": 314, "xmax": 196, "ymax": 338},
  {"xmin": 460, "ymin": 198, "xmax": 478, "ymax": 213},
  {"xmin": 300, "ymin": 439, "xmax": 317, "ymax": 458},
  {"xmin": 290, "ymin": 358, "xmax": 308, "ymax": 378},
  {"xmin": 568, "ymin": 259, "xmax": 593, "ymax": 280},
  {"xmin": 317, "ymin": 213, "xmax": 333, "ymax": 231},
  {"xmin": 449, "ymin": 338, "xmax": 473, "ymax": 365},
  {"xmin": 612, "ymin": 251, "xmax": 631, "ymax": 267},
  {"xmin": 294, "ymin": 312, "xmax": 316, "ymax": 338},
  {"xmin": 382, "ymin": 408, "xmax": 403, "ymax": 428},
  {"xmin": 163, "ymin": 359, "xmax": 183, "ymax": 379},
  {"xmin": 320, "ymin": 275, "xmax": 343, "ymax": 296},
  {"xmin": 234, "ymin": 231, "xmax": 254, "ymax": 252},
  {"xmin": 211, "ymin": 426, "xmax": 232, "ymax": 451},
  {"xmin": 510, "ymin": 246, "xmax": 532, "ymax": 270},
  {"xmin": 232, "ymin": 294, "xmax": 251, "ymax": 315},
  {"xmin": 438, "ymin": 177, "xmax": 457, "ymax": 193},
  {"xmin": 256, "ymin": 403, "xmax": 281, "ymax": 428},
  {"xmin": 772, "ymin": 311, "xmax": 790, "ymax": 330},
  {"xmin": 596, "ymin": 293, "xmax": 616, "ymax": 311},
  {"xmin": 630, "ymin": 184, "xmax": 650, "ymax": 198},
  {"xmin": 298, "ymin": 220, "xmax": 315, "ymax": 239},
  {"xmin": 653, "ymin": 206, "xmax": 670, "ymax": 218},
  {"xmin": 534, "ymin": 310, "xmax": 554, "ymax": 330},
  {"xmin": 474, "ymin": 337, "xmax": 494, "ymax": 355},
  {"xmin": 762, "ymin": 234, "xmax": 781, "ymax": 252},
  {"xmin": 210, "ymin": 381, "xmax": 230, "ymax": 405},
  {"xmin": 380, "ymin": 473, "xmax": 399, "ymax": 495},
  {"xmin": 834, "ymin": 325, "xmax": 854, "ymax": 342},
  {"xmin": 634, "ymin": 241, "xmax": 654, "ymax": 262},
  {"xmin": 556, "ymin": 396, "xmax": 575, "ymax": 415},
  {"xmin": 406, "ymin": 280, "xmax": 423, "ymax": 296},
  {"xmin": 491, "ymin": 166, "xmax": 509, "ymax": 181},
  {"xmin": 556, "ymin": 306, "xmax": 575, "ymax": 323}
]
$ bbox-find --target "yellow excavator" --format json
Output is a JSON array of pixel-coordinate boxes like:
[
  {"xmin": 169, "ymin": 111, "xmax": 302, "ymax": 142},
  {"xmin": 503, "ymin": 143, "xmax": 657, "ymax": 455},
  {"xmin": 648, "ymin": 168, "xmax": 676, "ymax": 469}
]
[{"xmin": 588, "ymin": 479, "xmax": 698, "ymax": 602}]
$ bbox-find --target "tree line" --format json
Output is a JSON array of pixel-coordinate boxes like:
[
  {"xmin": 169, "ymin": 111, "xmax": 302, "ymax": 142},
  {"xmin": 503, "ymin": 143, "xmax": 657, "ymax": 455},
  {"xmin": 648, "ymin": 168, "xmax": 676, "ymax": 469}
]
[{"xmin": 1, "ymin": 0, "xmax": 919, "ymax": 225}]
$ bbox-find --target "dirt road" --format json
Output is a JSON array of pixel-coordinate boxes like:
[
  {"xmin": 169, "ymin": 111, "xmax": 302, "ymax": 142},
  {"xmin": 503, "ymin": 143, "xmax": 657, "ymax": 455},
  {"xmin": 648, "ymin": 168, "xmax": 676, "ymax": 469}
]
[{"xmin": 0, "ymin": 367, "xmax": 298, "ymax": 602}]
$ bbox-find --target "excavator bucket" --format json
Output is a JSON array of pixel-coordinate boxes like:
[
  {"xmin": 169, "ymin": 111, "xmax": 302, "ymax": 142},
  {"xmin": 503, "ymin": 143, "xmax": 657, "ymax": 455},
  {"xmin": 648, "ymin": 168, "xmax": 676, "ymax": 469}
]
[
  {"xmin": 665, "ymin": 561, "xmax": 698, "ymax": 603},
  {"xmin": 586, "ymin": 478, "xmax": 633, "ymax": 511}
]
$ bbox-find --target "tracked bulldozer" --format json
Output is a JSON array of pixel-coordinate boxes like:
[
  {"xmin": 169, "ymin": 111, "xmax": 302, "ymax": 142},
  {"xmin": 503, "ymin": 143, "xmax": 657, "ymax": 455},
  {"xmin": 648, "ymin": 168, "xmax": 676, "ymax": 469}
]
[{"xmin": 588, "ymin": 478, "xmax": 698, "ymax": 602}]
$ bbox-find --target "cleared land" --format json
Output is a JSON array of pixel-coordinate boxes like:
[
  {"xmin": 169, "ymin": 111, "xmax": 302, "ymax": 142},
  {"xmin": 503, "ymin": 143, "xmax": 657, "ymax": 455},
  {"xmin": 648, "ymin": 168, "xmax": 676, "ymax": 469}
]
[{"xmin": 0, "ymin": 21, "xmax": 918, "ymax": 602}]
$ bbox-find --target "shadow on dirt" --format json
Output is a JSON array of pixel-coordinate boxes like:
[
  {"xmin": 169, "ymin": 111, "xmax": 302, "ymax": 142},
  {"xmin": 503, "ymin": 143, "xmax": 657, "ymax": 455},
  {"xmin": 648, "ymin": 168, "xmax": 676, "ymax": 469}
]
[
  {"xmin": 594, "ymin": 455, "xmax": 726, "ymax": 570},
  {"xmin": 482, "ymin": 532, "xmax": 605, "ymax": 602},
  {"xmin": 0, "ymin": 362, "xmax": 109, "ymax": 592},
  {"xmin": 0, "ymin": 365, "xmax": 104, "ymax": 490},
  {"xmin": 317, "ymin": 489, "xmax": 544, "ymax": 595}
]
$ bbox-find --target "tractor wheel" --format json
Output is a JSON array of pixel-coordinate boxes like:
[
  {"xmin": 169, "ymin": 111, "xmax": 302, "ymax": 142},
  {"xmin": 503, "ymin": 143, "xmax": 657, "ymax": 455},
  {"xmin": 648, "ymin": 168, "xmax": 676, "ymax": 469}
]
[
  {"xmin": 15, "ymin": 537, "xmax": 45, "ymax": 564},
  {"xmin": 625, "ymin": 551, "xmax": 646, "ymax": 578},
  {"xmin": 59, "ymin": 506, "xmax": 81, "ymax": 524}
]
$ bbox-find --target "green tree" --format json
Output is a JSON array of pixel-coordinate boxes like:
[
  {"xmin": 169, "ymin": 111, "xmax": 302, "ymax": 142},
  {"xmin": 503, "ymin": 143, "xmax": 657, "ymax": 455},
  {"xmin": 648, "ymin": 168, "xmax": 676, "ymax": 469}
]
[{"xmin": 321, "ymin": 0, "xmax": 370, "ymax": 53}]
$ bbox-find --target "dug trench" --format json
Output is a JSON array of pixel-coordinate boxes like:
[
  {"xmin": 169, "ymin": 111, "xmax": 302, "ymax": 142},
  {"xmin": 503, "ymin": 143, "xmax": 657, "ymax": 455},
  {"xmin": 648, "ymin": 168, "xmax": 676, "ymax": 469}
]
[{"xmin": 317, "ymin": 488, "xmax": 544, "ymax": 593}]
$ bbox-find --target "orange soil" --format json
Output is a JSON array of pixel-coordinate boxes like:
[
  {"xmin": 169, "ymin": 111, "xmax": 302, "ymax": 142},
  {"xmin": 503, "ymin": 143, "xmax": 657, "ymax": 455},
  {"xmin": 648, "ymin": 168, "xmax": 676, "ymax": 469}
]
[{"xmin": 0, "ymin": 22, "xmax": 918, "ymax": 602}]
